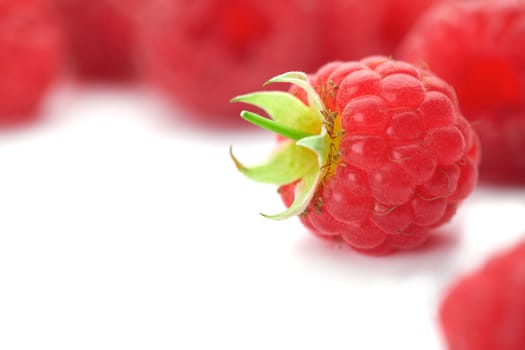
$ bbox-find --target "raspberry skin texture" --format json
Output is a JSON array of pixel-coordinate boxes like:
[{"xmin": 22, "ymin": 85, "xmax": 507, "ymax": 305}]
[
  {"xmin": 0, "ymin": 0, "xmax": 63, "ymax": 127},
  {"xmin": 232, "ymin": 56, "xmax": 479, "ymax": 254},
  {"xmin": 291, "ymin": 58, "xmax": 478, "ymax": 253},
  {"xmin": 141, "ymin": 0, "xmax": 319, "ymax": 124},
  {"xmin": 398, "ymin": 0, "xmax": 525, "ymax": 184},
  {"xmin": 52, "ymin": 0, "xmax": 142, "ymax": 81},
  {"xmin": 439, "ymin": 240, "xmax": 525, "ymax": 350}
]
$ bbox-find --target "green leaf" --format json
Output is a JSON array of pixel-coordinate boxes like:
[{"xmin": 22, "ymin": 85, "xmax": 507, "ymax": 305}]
[
  {"xmin": 296, "ymin": 132, "xmax": 330, "ymax": 167},
  {"xmin": 231, "ymin": 91, "xmax": 320, "ymax": 134},
  {"xmin": 264, "ymin": 71, "xmax": 326, "ymax": 116},
  {"xmin": 240, "ymin": 111, "xmax": 314, "ymax": 141},
  {"xmin": 261, "ymin": 171, "xmax": 318, "ymax": 220},
  {"xmin": 230, "ymin": 141, "xmax": 316, "ymax": 185}
]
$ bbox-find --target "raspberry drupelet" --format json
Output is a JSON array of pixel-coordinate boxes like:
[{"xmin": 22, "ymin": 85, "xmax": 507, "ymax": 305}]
[{"xmin": 231, "ymin": 56, "xmax": 480, "ymax": 254}]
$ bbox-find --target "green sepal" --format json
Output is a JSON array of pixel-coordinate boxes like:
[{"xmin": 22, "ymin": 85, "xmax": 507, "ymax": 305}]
[
  {"xmin": 264, "ymin": 71, "xmax": 325, "ymax": 116},
  {"xmin": 296, "ymin": 131, "xmax": 330, "ymax": 167},
  {"xmin": 240, "ymin": 111, "xmax": 314, "ymax": 141},
  {"xmin": 261, "ymin": 171, "xmax": 318, "ymax": 220},
  {"xmin": 229, "ymin": 141, "xmax": 316, "ymax": 185},
  {"xmin": 230, "ymin": 70, "xmax": 334, "ymax": 221},
  {"xmin": 231, "ymin": 91, "xmax": 320, "ymax": 134}
]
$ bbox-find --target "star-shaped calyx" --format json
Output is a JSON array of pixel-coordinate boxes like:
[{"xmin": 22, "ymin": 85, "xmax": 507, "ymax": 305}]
[{"xmin": 230, "ymin": 71, "xmax": 343, "ymax": 219}]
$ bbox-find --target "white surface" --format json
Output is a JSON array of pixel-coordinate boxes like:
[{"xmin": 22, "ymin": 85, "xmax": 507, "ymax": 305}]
[{"xmin": 0, "ymin": 85, "xmax": 524, "ymax": 350}]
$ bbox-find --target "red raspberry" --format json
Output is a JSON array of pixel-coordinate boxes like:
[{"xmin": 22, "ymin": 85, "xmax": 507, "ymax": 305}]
[
  {"xmin": 398, "ymin": 0, "xmax": 525, "ymax": 184},
  {"xmin": 316, "ymin": 0, "xmax": 384, "ymax": 61},
  {"xmin": 140, "ymin": 0, "xmax": 319, "ymax": 124},
  {"xmin": 0, "ymin": 0, "xmax": 63, "ymax": 127},
  {"xmin": 52, "ymin": 0, "xmax": 142, "ymax": 81},
  {"xmin": 439, "ymin": 240, "xmax": 525, "ymax": 350},
  {"xmin": 319, "ymin": 0, "xmax": 440, "ymax": 61},
  {"xmin": 377, "ymin": 0, "xmax": 440, "ymax": 54},
  {"xmin": 231, "ymin": 56, "xmax": 479, "ymax": 254}
]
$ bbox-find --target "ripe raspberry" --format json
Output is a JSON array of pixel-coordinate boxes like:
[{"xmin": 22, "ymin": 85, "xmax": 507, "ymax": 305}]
[
  {"xmin": 0, "ymin": 0, "xmax": 63, "ymax": 127},
  {"xmin": 439, "ymin": 240, "xmax": 525, "ymax": 350},
  {"xmin": 231, "ymin": 56, "xmax": 479, "ymax": 254},
  {"xmin": 52, "ymin": 0, "xmax": 142, "ymax": 81},
  {"xmin": 398, "ymin": 0, "xmax": 525, "ymax": 183},
  {"xmin": 316, "ymin": 0, "xmax": 384, "ymax": 61},
  {"xmin": 140, "ymin": 0, "xmax": 319, "ymax": 124},
  {"xmin": 318, "ymin": 0, "xmax": 440, "ymax": 61}
]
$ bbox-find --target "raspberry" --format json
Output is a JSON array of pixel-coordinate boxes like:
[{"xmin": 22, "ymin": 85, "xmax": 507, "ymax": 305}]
[
  {"xmin": 316, "ymin": 0, "xmax": 384, "ymax": 61},
  {"xmin": 231, "ymin": 56, "xmax": 479, "ymax": 254},
  {"xmin": 52, "ymin": 0, "xmax": 142, "ymax": 81},
  {"xmin": 140, "ymin": 0, "xmax": 319, "ymax": 124},
  {"xmin": 398, "ymin": 0, "xmax": 525, "ymax": 184},
  {"xmin": 0, "ymin": 0, "xmax": 63, "ymax": 127},
  {"xmin": 318, "ymin": 0, "xmax": 440, "ymax": 61},
  {"xmin": 439, "ymin": 240, "xmax": 525, "ymax": 350},
  {"xmin": 377, "ymin": 0, "xmax": 440, "ymax": 54}
]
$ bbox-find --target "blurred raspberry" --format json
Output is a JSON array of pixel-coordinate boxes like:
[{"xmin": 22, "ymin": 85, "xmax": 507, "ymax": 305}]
[
  {"xmin": 140, "ymin": 0, "xmax": 320, "ymax": 125},
  {"xmin": 53, "ymin": 0, "xmax": 143, "ymax": 81},
  {"xmin": 319, "ymin": 0, "xmax": 440, "ymax": 61},
  {"xmin": 0, "ymin": 0, "xmax": 63, "ymax": 127},
  {"xmin": 440, "ymin": 240, "xmax": 525, "ymax": 350},
  {"xmin": 398, "ymin": 0, "xmax": 525, "ymax": 183}
]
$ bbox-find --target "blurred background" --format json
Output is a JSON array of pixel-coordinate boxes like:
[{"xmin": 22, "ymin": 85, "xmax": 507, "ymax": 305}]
[{"xmin": 0, "ymin": 0, "xmax": 524, "ymax": 349}]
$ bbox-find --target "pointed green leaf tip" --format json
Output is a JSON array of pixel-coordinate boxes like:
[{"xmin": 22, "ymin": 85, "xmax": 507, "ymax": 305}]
[
  {"xmin": 229, "ymin": 141, "xmax": 317, "ymax": 185},
  {"xmin": 230, "ymin": 70, "xmax": 332, "ymax": 220},
  {"xmin": 231, "ymin": 91, "xmax": 320, "ymax": 134},
  {"xmin": 240, "ymin": 111, "xmax": 313, "ymax": 141}
]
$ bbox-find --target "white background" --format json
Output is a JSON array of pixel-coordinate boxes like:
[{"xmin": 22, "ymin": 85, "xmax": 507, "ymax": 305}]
[{"xmin": 0, "ymin": 84, "xmax": 524, "ymax": 349}]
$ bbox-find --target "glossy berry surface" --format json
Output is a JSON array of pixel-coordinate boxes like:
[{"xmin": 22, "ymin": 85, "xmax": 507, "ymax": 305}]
[
  {"xmin": 398, "ymin": 0, "xmax": 525, "ymax": 184},
  {"xmin": 53, "ymin": 0, "xmax": 141, "ymax": 81},
  {"xmin": 0, "ymin": 0, "xmax": 63, "ymax": 127},
  {"xmin": 440, "ymin": 240, "xmax": 525, "ymax": 350},
  {"xmin": 232, "ymin": 56, "xmax": 479, "ymax": 254},
  {"xmin": 142, "ymin": 0, "xmax": 319, "ymax": 124}
]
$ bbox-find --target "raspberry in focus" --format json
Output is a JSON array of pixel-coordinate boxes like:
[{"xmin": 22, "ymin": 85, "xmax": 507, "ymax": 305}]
[{"xmin": 231, "ymin": 56, "xmax": 480, "ymax": 254}]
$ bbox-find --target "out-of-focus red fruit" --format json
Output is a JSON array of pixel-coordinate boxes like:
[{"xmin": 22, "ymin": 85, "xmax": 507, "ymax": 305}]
[
  {"xmin": 378, "ymin": 0, "xmax": 440, "ymax": 54},
  {"xmin": 440, "ymin": 239, "xmax": 525, "ymax": 350},
  {"xmin": 53, "ymin": 0, "xmax": 143, "ymax": 81},
  {"xmin": 140, "ymin": 0, "xmax": 320, "ymax": 125},
  {"xmin": 319, "ymin": 0, "xmax": 440, "ymax": 61},
  {"xmin": 398, "ymin": 0, "xmax": 525, "ymax": 184},
  {"xmin": 0, "ymin": 0, "xmax": 63, "ymax": 128},
  {"xmin": 316, "ymin": 0, "xmax": 384, "ymax": 61}
]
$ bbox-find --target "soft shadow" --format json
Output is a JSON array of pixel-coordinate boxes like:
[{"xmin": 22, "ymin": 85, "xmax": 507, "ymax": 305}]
[{"xmin": 293, "ymin": 227, "xmax": 461, "ymax": 279}]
